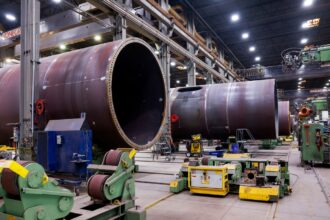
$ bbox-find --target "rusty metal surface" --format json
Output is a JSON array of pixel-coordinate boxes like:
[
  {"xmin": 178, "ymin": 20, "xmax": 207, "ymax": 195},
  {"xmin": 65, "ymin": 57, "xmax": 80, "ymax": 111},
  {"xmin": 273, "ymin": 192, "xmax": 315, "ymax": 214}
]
[
  {"xmin": 171, "ymin": 79, "xmax": 278, "ymax": 140},
  {"xmin": 278, "ymin": 101, "xmax": 291, "ymax": 136},
  {"xmin": 0, "ymin": 38, "xmax": 166, "ymax": 149}
]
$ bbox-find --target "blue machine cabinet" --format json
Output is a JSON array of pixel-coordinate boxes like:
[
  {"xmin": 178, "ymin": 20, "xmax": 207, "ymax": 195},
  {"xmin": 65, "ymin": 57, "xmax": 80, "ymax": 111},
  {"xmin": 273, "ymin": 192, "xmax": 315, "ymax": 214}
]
[{"xmin": 36, "ymin": 118, "xmax": 92, "ymax": 178}]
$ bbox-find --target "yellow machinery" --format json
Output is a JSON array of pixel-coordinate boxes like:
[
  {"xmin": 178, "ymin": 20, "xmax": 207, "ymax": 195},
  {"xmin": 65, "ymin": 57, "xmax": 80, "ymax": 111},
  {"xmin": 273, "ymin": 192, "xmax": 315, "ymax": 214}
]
[
  {"xmin": 187, "ymin": 134, "xmax": 203, "ymax": 157},
  {"xmin": 0, "ymin": 145, "xmax": 16, "ymax": 159},
  {"xmin": 222, "ymin": 153, "xmax": 250, "ymax": 159},
  {"xmin": 239, "ymin": 164, "xmax": 282, "ymax": 202},
  {"xmin": 188, "ymin": 165, "xmax": 229, "ymax": 196},
  {"xmin": 239, "ymin": 185, "xmax": 280, "ymax": 202}
]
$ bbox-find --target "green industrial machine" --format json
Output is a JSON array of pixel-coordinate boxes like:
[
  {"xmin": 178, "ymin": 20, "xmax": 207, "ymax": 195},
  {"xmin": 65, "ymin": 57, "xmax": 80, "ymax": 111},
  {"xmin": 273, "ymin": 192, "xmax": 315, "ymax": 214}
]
[
  {"xmin": 170, "ymin": 162, "xmax": 189, "ymax": 193},
  {"xmin": 297, "ymin": 98, "xmax": 330, "ymax": 165},
  {"xmin": 223, "ymin": 163, "xmax": 242, "ymax": 193},
  {"xmin": 301, "ymin": 44, "xmax": 330, "ymax": 65},
  {"xmin": 170, "ymin": 156, "xmax": 291, "ymax": 202},
  {"xmin": 75, "ymin": 148, "xmax": 146, "ymax": 220},
  {"xmin": 300, "ymin": 123, "xmax": 330, "ymax": 164},
  {"xmin": 0, "ymin": 149, "xmax": 146, "ymax": 220},
  {"xmin": 0, "ymin": 160, "xmax": 74, "ymax": 220},
  {"xmin": 261, "ymin": 139, "xmax": 281, "ymax": 149},
  {"xmin": 311, "ymin": 99, "xmax": 328, "ymax": 121}
]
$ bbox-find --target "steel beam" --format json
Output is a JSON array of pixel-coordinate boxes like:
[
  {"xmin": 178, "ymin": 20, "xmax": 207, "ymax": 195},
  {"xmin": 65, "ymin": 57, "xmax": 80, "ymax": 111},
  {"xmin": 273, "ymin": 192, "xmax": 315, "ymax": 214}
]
[
  {"xmin": 186, "ymin": 12, "xmax": 196, "ymax": 86},
  {"xmin": 14, "ymin": 19, "xmax": 114, "ymax": 56},
  {"xmin": 19, "ymin": 0, "xmax": 40, "ymax": 160},
  {"xmin": 93, "ymin": 0, "xmax": 230, "ymax": 82},
  {"xmin": 205, "ymin": 36, "xmax": 214, "ymax": 84},
  {"xmin": 158, "ymin": 0, "xmax": 171, "ymax": 137},
  {"xmin": 132, "ymin": 0, "xmax": 238, "ymax": 81}
]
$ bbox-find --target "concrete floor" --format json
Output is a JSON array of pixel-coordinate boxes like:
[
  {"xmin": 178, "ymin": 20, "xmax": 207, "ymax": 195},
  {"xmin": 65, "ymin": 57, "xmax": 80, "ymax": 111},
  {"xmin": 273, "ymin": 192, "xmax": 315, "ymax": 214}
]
[{"xmin": 134, "ymin": 143, "xmax": 330, "ymax": 220}]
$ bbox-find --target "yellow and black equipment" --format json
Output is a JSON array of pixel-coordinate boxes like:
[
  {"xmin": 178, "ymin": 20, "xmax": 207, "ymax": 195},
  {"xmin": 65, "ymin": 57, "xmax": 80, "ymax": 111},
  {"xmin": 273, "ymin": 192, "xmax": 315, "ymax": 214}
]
[
  {"xmin": 186, "ymin": 134, "xmax": 203, "ymax": 157},
  {"xmin": 239, "ymin": 164, "xmax": 283, "ymax": 202},
  {"xmin": 170, "ymin": 161, "xmax": 229, "ymax": 197},
  {"xmin": 170, "ymin": 156, "xmax": 291, "ymax": 202},
  {"xmin": 188, "ymin": 165, "xmax": 229, "ymax": 196}
]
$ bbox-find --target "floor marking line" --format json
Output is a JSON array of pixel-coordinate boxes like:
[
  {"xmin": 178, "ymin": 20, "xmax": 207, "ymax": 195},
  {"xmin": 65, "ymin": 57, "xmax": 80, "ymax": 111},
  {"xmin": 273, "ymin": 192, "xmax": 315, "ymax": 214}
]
[{"xmin": 144, "ymin": 193, "xmax": 175, "ymax": 210}]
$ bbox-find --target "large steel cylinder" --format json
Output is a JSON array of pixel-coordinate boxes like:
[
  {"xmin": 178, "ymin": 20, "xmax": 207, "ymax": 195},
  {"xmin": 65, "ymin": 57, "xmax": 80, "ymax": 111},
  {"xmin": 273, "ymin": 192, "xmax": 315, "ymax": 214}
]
[
  {"xmin": 0, "ymin": 38, "xmax": 166, "ymax": 149},
  {"xmin": 170, "ymin": 79, "xmax": 278, "ymax": 140},
  {"xmin": 278, "ymin": 101, "xmax": 291, "ymax": 136}
]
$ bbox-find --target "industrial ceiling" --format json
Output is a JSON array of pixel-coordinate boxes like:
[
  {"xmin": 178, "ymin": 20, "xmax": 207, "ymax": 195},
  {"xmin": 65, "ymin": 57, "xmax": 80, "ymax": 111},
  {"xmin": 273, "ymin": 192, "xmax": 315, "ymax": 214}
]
[{"xmin": 1, "ymin": 0, "xmax": 330, "ymax": 93}]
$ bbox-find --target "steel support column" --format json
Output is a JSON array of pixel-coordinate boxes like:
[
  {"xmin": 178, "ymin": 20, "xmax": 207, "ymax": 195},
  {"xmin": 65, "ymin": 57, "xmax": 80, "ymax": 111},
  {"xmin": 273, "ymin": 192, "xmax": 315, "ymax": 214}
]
[
  {"xmin": 114, "ymin": 15, "xmax": 127, "ymax": 40},
  {"xmin": 19, "ymin": 0, "xmax": 40, "ymax": 160},
  {"xmin": 205, "ymin": 36, "xmax": 214, "ymax": 84},
  {"xmin": 158, "ymin": 0, "xmax": 171, "ymax": 139},
  {"xmin": 186, "ymin": 12, "xmax": 196, "ymax": 86},
  {"xmin": 114, "ymin": 0, "xmax": 131, "ymax": 40}
]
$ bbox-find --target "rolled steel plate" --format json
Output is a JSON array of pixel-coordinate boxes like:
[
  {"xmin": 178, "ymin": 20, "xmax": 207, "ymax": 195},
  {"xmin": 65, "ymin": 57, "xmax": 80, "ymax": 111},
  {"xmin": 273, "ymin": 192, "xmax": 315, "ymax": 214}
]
[
  {"xmin": 278, "ymin": 101, "xmax": 291, "ymax": 136},
  {"xmin": 0, "ymin": 38, "xmax": 167, "ymax": 150},
  {"xmin": 171, "ymin": 79, "xmax": 278, "ymax": 140},
  {"xmin": 87, "ymin": 174, "xmax": 109, "ymax": 201}
]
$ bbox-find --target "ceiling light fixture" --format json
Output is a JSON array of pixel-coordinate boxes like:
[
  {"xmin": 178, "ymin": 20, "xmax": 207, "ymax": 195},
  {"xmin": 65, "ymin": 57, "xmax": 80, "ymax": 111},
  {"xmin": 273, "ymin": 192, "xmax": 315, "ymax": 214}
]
[
  {"xmin": 231, "ymin": 13, "xmax": 240, "ymax": 22},
  {"xmin": 5, "ymin": 13, "xmax": 16, "ymax": 21},
  {"xmin": 298, "ymin": 77, "xmax": 303, "ymax": 80},
  {"xmin": 94, "ymin": 35, "xmax": 102, "ymax": 42},
  {"xmin": 300, "ymin": 38, "xmax": 308, "ymax": 44},
  {"xmin": 301, "ymin": 22, "xmax": 308, "ymax": 29},
  {"xmin": 249, "ymin": 46, "xmax": 255, "ymax": 52},
  {"xmin": 176, "ymin": 80, "xmax": 180, "ymax": 84},
  {"xmin": 242, "ymin": 32, "xmax": 249, "ymax": 39},
  {"xmin": 255, "ymin": 56, "xmax": 261, "ymax": 61},
  {"xmin": 59, "ymin": 44, "xmax": 66, "ymax": 50},
  {"xmin": 303, "ymin": 0, "xmax": 314, "ymax": 7},
  {"xmin": 170, "ymin": 61, "xmax": 176, "ymax": 67},
  {"xmin": 52, "ymin": 0, "xmax": 62, "ymax": 3}
]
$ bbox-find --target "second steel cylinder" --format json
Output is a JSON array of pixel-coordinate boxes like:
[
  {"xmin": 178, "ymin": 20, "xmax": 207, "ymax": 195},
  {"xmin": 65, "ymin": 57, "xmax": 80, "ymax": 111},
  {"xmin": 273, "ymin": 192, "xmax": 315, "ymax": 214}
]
[
  {"xmin": 278, "ymin": 101, "xmax": 291, "ymax": 136},
  {"xmin": 170, "ymin": 79, "xmax": 278, "ymax": 140}
]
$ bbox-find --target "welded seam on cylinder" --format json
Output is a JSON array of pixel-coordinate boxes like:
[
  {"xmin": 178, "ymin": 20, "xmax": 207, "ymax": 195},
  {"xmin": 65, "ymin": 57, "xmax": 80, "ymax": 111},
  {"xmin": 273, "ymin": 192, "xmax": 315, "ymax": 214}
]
[
  {"xmin": 225, "ymin": 83, "xmax": 232, "ymax": 134},
  {"xmin": 41, "ymin": 77, "xmax": 106, "ymax": 89}
]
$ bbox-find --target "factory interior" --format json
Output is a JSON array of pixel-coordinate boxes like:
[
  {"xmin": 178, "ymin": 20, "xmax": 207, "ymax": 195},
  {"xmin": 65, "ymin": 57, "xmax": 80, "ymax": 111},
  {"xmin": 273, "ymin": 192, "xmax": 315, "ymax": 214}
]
[{"xmin": 0, "ymin": 0, "xmax": 330, "ymax": 219}]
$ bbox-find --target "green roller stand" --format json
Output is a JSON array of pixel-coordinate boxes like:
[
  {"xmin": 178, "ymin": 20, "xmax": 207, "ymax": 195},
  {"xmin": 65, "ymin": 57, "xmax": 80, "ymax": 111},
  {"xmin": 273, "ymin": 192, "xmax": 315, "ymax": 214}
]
[{"xmin": 0, "ymin": 162, "xmax": 74, "ymax": 220}]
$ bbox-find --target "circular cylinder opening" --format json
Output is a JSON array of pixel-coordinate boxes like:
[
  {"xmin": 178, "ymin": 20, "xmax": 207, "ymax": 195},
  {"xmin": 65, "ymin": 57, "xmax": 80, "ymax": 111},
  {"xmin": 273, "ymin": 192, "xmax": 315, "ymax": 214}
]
[
  {"xmin": 111, "ymin": 40, "xmax": 166, "ymax": 147},
  {"xmin": 247, "ymin": 173, "xmax": 255, "ymax": 180}
]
